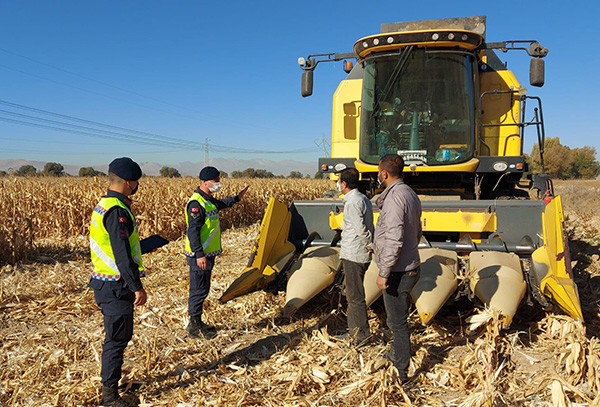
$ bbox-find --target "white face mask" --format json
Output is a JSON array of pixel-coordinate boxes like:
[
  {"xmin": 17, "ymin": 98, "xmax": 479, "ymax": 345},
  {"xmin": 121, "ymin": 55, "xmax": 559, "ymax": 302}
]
[
  {"xmin": 336, "ymin": 181, "xmax": 342, "ymax": 192},
  {"xmin": 209, "ymin": 181, "xmax": 222, "ymax": 193},
  {"xmin": 377, "ymin": 172, "xmax": 384, "ymax": 187}
]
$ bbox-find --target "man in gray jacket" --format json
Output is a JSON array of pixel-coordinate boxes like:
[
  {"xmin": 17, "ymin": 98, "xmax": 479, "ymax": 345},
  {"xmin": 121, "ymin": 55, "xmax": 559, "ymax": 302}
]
[
  {"xmin": 374, "ymin": 154, "xmax": 422, "ymax": 383},
  {"xmin": 337, "ymin": 168, "xmax": 374, "ymax": 345}
]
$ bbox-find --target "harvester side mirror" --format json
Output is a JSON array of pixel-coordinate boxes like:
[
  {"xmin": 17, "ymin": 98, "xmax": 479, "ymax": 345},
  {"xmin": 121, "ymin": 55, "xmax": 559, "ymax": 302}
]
[
  {"xmin": 301, "ymin": 70, "xmax": 314, "ymax": 97},
  {"xmin": 530, "ymin": 58, "xmax": 545, "ymax": 87}
]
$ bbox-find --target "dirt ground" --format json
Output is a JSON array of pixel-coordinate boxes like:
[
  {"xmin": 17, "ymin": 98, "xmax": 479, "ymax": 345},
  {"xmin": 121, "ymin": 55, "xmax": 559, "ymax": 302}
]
[{"xmin": 1, "ymin": 180, "xmax": 600, "ymax": 406}]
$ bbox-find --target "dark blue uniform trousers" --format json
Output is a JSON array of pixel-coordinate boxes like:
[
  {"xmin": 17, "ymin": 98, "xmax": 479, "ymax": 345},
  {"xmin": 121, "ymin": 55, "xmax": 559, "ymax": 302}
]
[
  {"xmin": 187, "ymin": 256, "xmax": 215, "ymax": 318},
  {"xmin": 89, "ymin": 279, "xmax": 135, "ymax": 387}
]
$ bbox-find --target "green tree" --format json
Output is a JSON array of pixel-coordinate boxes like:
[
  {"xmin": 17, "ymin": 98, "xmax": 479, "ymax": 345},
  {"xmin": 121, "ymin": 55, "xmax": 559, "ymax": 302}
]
[
  {"xmin": 0, "ymin": 170, "xmax": 7, "ymax": 177},
  {"xmin": 79, "ymin": 167, "xmax": 103, "ymax": 177},
  {"xmin": 15, "ymin": 165, "xmax": 38, "ymax": 177},
  {"xmin": 571, "ymin": 146, "xmax": 600, "ymax": 179},
  {"xmin": 314, "ymin": 171, "xmax": 326, "ymax": 179},
  {"xmin": 543, "ymin": 144, "xmax": 573, "ymax": 179},
  {"xmin": 231, "ymin": 170, "xmax": 243, "ymax": 178},
  {"xmin": 242, "ymin": 168, "xmax": 256, "ymax": 178},
  {"xmin": 289, "ymin": 171, "xmax": 303, "ymax": 179},
  {"xmin": 219, "ymin": 170, "xmax": 228, "ymax": 178},
  {"xmin": 530, "ymin": 137, "xmax": 600, "ymax": 179},
  {"xmin": 159, "ymin": 166, "xmax": 181, "ymax": 178},
  {"xmin": 255, "ymin": 169, "xmax": 275, "ymax": 178},
  {"xmin": 43, "ymin": 162, "xmax": 64, "ymax": 177}
]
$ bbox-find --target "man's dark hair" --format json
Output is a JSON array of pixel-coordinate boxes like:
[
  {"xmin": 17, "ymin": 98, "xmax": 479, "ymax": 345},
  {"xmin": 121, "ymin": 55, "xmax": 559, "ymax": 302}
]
[
  {"xmin": 379, "ymin": 154, "xmax": 404, "ymax": 177},
  {"xmin": 339, "ymin": 168, "xmax": 359, "ymax": 189}
]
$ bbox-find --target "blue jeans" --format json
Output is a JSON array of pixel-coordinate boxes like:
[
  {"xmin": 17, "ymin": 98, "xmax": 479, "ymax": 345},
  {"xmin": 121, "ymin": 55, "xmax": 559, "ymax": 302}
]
[
  {"xmin": 187, "ymin": 256, "xmax": 215, "ymax": 318},
  {"xmin": 382, "ymin": 268, "xmax": 419, "ymax": 377}
]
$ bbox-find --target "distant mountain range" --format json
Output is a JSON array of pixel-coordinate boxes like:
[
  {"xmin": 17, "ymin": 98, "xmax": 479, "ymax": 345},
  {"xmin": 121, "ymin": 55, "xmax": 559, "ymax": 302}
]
[{"xmin": 0, "ymin": 157, "xmax": 318, "ymax": 177}]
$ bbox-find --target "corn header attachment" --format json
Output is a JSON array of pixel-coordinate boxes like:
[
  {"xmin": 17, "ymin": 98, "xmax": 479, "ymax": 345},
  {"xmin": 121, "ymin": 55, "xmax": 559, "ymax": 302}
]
[{"xmin": 221, "ymin": 195, "xmax": 581, "ymax": 327}]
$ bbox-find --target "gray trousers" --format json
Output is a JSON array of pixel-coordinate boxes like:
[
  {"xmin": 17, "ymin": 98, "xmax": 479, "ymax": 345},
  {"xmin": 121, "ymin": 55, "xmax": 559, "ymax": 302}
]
[{"xmin": 342, "ymin": 259, "xmax": 371, "ymax": 341}]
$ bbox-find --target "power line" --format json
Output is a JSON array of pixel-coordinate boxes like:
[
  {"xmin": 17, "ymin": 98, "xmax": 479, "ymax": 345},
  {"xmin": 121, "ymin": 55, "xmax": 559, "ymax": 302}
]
[
  {"xmin": 0, "ymin": 99, "xmax": 321, "ymax": 155},
  {"xmin": 0, "ymin": 48, "xmax": 320, "ymax": 137}
]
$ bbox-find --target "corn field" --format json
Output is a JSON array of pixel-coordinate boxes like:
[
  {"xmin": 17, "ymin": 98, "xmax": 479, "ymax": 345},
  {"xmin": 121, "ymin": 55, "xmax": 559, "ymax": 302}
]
[
  {"xmin": 0, "ymin": 177, "xmax": 599, "ymax": 406},
  {"xmin": 0, "ymin": 176, "xmax": 332, "ymax": 265}
]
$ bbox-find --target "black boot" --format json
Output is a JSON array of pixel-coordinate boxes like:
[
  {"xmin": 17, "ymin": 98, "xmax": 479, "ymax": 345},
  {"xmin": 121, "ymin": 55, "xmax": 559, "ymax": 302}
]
[
  {"xmin": 199, "ymin": 320, "xmax": 217, "ymax": 339},
  {"xmin": 101, "ymin": 385, "xmax": 133, "ymax": 407},
  {"xmin": 187, "ymin": 316, "xmax": 217, "ymax": 339}
]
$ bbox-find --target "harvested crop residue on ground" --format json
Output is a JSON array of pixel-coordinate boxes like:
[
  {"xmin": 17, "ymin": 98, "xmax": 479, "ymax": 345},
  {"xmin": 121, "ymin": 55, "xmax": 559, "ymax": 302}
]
[{"xmin": 1, "ymin": 178, "xmax": 600, "ymax": 406}]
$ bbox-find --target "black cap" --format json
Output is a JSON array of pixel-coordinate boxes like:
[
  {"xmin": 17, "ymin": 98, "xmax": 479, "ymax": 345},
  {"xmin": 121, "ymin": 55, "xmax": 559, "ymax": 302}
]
[
  {"xmin": 199, "ymin": 166, "xmax": 220, "ymax": 181},
  {"xmin": 108, "ymin": 157, "xmax": 142, "ymax": 181}
]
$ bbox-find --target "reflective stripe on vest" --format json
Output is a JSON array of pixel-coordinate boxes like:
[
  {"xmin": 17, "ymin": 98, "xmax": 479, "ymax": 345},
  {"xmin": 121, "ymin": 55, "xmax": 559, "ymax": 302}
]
[
  {"xmin": 89, "ymin": 197, "xmax": 144, "ymax": 281},
  {"xmin": 184, "ymin": 192, "xmax": 222, "ymax": 257}
]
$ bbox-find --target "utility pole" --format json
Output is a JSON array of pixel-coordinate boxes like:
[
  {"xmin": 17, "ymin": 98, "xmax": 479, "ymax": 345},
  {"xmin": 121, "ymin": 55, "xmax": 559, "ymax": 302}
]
[
  {"xmin": 314, "ymin": 134, "xmax": 330, "ymax": 156},
  {"xmin": 204, "ymin": 138, "xmax": 210, "ymax": 167}
]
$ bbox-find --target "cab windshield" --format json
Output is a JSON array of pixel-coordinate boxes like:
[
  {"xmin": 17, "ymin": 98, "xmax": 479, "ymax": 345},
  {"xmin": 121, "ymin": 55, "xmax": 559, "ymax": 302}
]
[{"xmin": 360, "ymin": 48, "xmax": 476, "ymax": 165}]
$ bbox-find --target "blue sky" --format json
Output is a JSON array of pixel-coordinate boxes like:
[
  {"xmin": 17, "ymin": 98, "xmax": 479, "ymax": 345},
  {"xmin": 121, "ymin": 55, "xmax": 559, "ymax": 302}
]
[{"xmin": 0, "ymin": 1, "xmax": 597, "ymax": 168}]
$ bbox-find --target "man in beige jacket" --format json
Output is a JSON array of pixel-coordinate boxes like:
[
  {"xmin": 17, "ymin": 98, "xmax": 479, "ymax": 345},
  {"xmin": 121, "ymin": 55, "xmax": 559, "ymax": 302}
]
[{"xmin": 374, "ymin": 154, "xmax": 422, "ymax": 383}]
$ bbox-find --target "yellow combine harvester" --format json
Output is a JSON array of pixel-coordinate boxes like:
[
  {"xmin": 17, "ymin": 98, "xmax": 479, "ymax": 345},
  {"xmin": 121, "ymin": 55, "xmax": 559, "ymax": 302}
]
[{"xmin": 221, "ymin": 16, "xmax": 582, "ymax": 327}]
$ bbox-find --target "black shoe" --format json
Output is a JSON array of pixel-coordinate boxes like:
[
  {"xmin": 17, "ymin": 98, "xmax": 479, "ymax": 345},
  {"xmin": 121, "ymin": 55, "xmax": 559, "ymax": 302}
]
[
  {"xmin": 199, "ymin": 321, "xmax": 217, "ymax": 339},
  {"xmin": 187, "ymin": 317, "xmax": 217, "ymax": 339},
  {"xmin": 101, "ymin": 385, "xmax": 134, "ymax": 407}
]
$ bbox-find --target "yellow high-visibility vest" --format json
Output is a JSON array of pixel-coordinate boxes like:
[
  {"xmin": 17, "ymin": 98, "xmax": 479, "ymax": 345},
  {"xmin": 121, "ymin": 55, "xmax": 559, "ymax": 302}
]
[
  {"xmin": 89, "ymin": 197, "xmax": 144, "ymax": 281},
  {"xmin": 184, "ymin": 192, "xmax": 222, "ymax": 257}
]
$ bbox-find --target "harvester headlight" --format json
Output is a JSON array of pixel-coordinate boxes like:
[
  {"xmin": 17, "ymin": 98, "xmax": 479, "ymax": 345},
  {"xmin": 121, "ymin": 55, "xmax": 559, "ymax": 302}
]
[
  {"xmin": 448, "ymin": 33, "xmax": 455, "ymax": 40},
  {"xmin": 493, "ymin": 161, "xmax": 509, "ymax": 172},
  {"xmin": 387, "ymin": 36, "xmax": 394, "ymax": 44},
  {"xmin": 363, "ymin": 41, "xmax": 369, "ymax": 48},
  {"xmin": 461, "ymin": 34, "xmax": 468, "ymax": 41},
  {"xmin": 298, "ymin": 57, "xmax": 306, "ymax": 66},
  {"xmin": 432, "ymin": 33, "xmax": 440, "ymax": 40},
  {"xmin": 334, "ymin": 163, "xmax": 347, "ymax": 172}
]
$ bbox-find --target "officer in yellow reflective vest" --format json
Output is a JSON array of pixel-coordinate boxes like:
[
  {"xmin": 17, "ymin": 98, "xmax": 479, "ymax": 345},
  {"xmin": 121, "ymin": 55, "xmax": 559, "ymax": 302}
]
[
  {"xmin": 185, "ymin": 166, "xmax": 248, "ymax": 339},
  {"xmin": 89, "ymin": 157, "xmax": 146, "ymax": 407}
]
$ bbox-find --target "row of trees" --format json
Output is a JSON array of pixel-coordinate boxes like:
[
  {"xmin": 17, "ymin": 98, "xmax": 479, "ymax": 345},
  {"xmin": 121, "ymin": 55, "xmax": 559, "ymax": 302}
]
[
  {"xmin": 159, "ymin": 166, "xmax": 310, "ymax": 179},
  {"xmin": 2, "ymin": 164, "xmax": 314, "ymax": 179},
  {"xmin": 4, "ymin": 141, "xmax": 597, "ymax": 180}
]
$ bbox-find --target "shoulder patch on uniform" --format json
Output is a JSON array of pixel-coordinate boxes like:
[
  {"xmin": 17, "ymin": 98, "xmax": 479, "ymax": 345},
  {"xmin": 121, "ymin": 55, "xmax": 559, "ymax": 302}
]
[
  {"xmin": 119, "ymin": 216, "xmax": 128, "ymax": 223},
  {"xmin": 191, "ymin": 207, "xmax": 199, "ymax": 213}
]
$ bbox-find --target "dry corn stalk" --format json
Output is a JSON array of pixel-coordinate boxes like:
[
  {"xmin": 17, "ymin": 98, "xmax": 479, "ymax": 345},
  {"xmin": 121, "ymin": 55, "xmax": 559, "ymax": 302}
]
[{"xmin": 0, "ymin": 176, "xmax": 331, "ymax": 265}]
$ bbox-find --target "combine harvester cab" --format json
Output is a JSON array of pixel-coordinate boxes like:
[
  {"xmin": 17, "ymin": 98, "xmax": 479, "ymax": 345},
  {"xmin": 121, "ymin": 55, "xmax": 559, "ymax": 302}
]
[{"xmin": 221, "ymin": 16, "xmax": 582, "ymax": 327}]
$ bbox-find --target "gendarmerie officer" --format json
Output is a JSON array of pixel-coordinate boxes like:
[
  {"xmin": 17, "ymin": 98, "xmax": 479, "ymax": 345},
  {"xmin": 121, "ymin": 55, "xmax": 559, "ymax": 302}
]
[
  {"xmin": 184, "ymin": 166, "xmax": 248, "ymax": 339},
  {"xmin": 88, "ymin": 157, "xmax": 147, "ymax": 407}
]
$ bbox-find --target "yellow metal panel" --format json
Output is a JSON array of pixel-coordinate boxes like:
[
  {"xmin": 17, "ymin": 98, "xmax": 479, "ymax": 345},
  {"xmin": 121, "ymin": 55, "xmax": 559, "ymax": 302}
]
[
  {"xmin": 421, "ymin": 210, "xmax": 496, "ymax": 232},
  {"xmin": 535, "ymin": 195, "xmax": 583, "ymax": 320},
  {"xmin": 370, "ymin": 209, "xmax": 495, "ymax": 233},
  {"xmin": 354, "ymin": 158, "xmax": 480, "ymax": 174},
  {"xmin": 331, "ymin": 78, "xmax": 362, "ymax": 162},
  {"xmin": 480, "ymin": 70, "xmax": 522, "ymax": 157}
]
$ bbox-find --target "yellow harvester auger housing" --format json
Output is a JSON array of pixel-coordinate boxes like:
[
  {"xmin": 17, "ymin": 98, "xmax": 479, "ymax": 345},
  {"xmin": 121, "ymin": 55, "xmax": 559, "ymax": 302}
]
[{"xmin": 221, "ymin": 16, "xmax": 582, "ymax": 326}]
